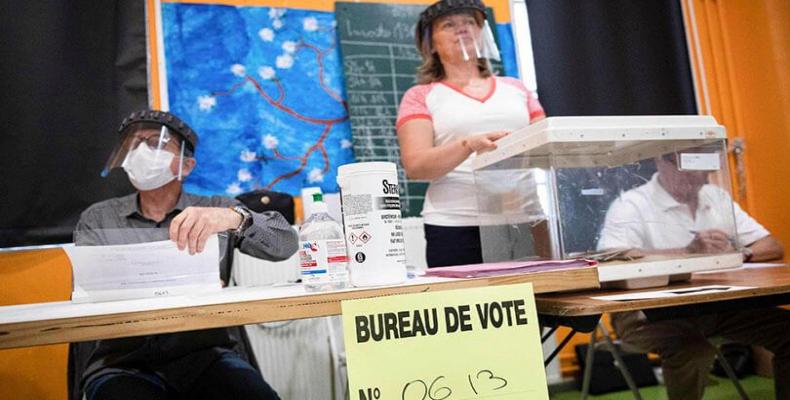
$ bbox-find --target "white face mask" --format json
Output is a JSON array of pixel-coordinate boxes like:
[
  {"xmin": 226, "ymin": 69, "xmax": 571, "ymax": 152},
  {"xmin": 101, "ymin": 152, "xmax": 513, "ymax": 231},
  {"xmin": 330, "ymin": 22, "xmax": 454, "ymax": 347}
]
[{"xmin": 121, "ymin": 145, "xmax": 177, "ymax": 191}]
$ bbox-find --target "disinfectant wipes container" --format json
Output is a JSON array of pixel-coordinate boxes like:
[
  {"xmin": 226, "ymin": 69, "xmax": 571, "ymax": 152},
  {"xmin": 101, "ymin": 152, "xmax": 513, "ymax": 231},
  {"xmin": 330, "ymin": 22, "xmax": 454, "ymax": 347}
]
[{"xmin": 337, "ymin": 162, "xmax": 407, "ymax": 286}]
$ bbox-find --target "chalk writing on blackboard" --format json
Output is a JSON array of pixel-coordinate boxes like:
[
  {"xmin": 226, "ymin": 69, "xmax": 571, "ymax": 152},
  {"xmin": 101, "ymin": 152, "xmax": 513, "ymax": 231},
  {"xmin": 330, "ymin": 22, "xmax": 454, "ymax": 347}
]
[{"xmin": 336, "ymin": 2, "xmax": 429, "ymax": 217}]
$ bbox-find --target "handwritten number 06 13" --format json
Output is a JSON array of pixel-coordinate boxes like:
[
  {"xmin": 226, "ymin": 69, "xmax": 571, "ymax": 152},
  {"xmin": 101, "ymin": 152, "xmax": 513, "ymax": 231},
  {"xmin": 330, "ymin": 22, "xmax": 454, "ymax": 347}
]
[
  {"xmin": 401, "ymin": 376, "xmax": 452, "ymax": 400},
  {"xmin": 401, "ymin": 370, "xmax": 508, "ymax": 399}
]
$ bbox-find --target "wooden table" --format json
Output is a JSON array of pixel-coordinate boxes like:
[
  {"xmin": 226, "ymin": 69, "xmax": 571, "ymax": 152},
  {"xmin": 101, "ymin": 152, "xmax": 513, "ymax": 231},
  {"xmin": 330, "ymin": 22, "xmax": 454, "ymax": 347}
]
[
  {"xmin": 0, "ymin": 266, "xmax": 598, "ymax": 350},
  {"xmin": 535, "ymin": 265, "xmax": 790, "ymax": 399},
  {"xmin": 535, "ymin": 264, "xmax": 790, "ymax": 365},
  {"xmin": 536, "ymin": 265, "xmax": 790, "ymax": 317}
]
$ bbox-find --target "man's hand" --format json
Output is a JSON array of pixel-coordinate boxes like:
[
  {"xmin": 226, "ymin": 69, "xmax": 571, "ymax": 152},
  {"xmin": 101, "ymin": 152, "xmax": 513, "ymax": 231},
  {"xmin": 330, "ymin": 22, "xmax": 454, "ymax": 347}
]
[
  {"xmin": 463, "ymin": 131, "xmax": 509, "ymax": 154},
  {"xmin": 686, "ymin": 229, "xmax": 735, "ymax": 254},
  {"xmin": 169, "ymin": 207, "xmax": 242, "ymax": 254}
]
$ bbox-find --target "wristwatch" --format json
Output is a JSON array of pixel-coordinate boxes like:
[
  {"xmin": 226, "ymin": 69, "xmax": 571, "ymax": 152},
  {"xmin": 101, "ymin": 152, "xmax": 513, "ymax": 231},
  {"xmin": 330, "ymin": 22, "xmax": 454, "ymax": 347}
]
[{"xmin": 231, "ymin": 206, "xmax": 253, "ymax": 233}]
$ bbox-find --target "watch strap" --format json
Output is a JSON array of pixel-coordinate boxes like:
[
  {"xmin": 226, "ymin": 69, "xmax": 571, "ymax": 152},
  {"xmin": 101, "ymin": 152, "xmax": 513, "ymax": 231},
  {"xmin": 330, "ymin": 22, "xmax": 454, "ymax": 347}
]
[{"xmin": 231, "ymin": 206, "xmax": 252, "ymax": 233}]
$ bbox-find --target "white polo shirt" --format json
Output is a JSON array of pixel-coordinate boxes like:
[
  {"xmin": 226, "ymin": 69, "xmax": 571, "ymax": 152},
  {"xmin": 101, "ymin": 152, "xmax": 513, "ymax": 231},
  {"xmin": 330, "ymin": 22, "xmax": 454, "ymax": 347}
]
[
  {"xmin": 597, "ymin": 173, "xmax": 769, "ymax": 251},
  {"xmin": 396, "ymin": 76, "xmax": 546, "ymax": 226}
]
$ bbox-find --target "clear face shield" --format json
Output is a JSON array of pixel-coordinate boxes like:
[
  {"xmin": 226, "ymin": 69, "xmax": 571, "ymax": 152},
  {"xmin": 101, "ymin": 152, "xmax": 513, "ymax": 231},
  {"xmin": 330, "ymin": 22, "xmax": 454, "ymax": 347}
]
[
  {"xmin": 430, "ymin": 10, "xmax": 500, "ymax": 63},
  {"xmin": 102, "ymin": 123, "xmax": 188, "ymax": 190}
]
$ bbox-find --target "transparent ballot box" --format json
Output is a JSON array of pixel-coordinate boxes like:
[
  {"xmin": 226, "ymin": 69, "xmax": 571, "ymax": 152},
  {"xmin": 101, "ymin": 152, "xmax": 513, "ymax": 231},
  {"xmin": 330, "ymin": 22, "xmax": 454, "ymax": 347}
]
[{"xmin": 471, "ymin": 116, "xmax": 742, "ymax": 288}]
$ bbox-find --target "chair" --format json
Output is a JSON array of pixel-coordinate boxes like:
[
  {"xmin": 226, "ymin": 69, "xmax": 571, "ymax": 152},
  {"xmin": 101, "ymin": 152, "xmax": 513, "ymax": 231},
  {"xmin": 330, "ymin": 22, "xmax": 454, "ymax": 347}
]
[
  {"xmin": 578, "ymin": 321, "xmax": 750, "ymax": 400},
  {"xmin": 710, "ymin": 338, "xmax": 751, "ymax": 400}
]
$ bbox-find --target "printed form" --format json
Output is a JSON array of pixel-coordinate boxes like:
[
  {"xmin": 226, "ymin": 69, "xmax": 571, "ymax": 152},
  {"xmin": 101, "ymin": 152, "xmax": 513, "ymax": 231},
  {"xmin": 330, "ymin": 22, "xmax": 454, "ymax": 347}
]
[{"xmin": 65, "ymin": 235, "xmax": 222, "ymax": 303}]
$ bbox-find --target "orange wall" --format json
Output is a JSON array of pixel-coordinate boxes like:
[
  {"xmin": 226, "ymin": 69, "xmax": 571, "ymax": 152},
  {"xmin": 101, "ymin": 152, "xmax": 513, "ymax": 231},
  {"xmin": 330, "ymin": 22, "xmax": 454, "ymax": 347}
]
[
  {"xmin": 687, "ymin": 0, "xmax": 790, "ymax": 248},
  {"xmin": 0, "ymin": 249, "xmax": 72, "ymax": 400}
]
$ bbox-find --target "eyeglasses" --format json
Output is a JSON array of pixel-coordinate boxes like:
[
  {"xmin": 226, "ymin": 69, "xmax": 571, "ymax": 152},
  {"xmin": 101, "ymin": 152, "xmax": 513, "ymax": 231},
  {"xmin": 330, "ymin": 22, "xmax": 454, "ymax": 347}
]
[
  {"xmin": 660, "ymin": 153, "xmax": 678, "ymax": 165},
  {"xmin": 129, "ymin": 132, "xmax": 182, "ymax": 153}
]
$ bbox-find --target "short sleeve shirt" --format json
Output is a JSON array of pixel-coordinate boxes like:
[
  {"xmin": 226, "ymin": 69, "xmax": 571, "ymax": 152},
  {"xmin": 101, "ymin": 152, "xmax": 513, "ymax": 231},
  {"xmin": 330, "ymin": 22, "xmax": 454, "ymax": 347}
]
[
  {"xmin": 597, "ymin": 173, "xmax": 770, "ymax": 251},
  {"xmin": 396, "ymin": 77, "xmax": 546, "ymax": 226}
]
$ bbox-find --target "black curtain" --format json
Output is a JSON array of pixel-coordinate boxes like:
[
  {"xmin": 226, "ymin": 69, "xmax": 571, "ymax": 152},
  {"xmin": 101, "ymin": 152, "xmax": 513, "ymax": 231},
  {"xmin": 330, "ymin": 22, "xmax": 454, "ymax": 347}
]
[
  {"xmin": 0, "ymin": 1, "xmax": 146, "ymax": 247},
  {"xmin": 525, "ymin": 0, "xmax": 696, "ymax": 116},
  {"xmin": 524, "ymin": 0, "xmax": 697, "ymax": 253}
]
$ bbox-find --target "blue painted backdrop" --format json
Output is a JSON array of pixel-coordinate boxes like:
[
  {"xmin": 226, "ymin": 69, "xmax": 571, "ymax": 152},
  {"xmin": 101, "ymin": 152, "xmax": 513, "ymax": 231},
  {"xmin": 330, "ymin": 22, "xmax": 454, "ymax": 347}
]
[{"xmin": 161, "ymin": 4, "xmax": 518, "ymax": 197}]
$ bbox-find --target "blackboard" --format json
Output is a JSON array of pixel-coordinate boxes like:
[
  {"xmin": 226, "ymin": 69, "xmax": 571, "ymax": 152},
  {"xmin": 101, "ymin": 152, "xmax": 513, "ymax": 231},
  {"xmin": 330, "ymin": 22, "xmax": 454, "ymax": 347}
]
[{"xmin": 335, "ymin": 2, "xmax": 502, "ymax": 217}]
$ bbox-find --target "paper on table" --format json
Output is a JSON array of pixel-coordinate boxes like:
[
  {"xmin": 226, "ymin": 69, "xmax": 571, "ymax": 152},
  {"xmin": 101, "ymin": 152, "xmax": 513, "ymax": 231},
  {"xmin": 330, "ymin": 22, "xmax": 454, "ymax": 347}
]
[
  {"xmin": 591, "ymin": 285, "xmax": 754, "ymax": 301},
  {"xmin": 65, "ymin": 234, "xmax": 222, "ymax": 303},
  {"xmin": 744, "ymin": 263, "xmax": 788, "ymax": 269},
  {"xmin": 693, "ymin": 262, "xmax": 786, "ymax": 275},
  {"xmin": 424, "ymin": 259, "xmax": 596, "ymax": 278}
]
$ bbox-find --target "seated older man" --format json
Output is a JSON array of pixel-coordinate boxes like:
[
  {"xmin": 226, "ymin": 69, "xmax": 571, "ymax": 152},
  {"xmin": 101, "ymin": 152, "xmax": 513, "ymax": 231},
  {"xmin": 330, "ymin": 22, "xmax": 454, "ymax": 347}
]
[
  {"xmin": 75, "ymin": 110, "xmax": 298, "ymax": 400},
  {"xmin": 597, "ymin": 151, "xmax": 788, "ymax": 400}
]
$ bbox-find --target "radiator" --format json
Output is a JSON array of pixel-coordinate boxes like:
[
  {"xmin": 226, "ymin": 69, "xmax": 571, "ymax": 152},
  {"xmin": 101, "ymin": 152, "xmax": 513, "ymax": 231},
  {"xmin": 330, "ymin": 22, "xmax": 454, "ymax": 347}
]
[{"xmin": 232, "ymin": 249, "xmax": 345, "ymax": 400}]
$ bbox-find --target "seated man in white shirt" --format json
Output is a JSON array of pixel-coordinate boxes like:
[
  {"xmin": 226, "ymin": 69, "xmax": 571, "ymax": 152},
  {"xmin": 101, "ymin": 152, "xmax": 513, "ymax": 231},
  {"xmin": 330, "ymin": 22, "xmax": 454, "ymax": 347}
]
[{"xmin": 597, "ymin": 152, "xmax": 788, "ymax": 400}]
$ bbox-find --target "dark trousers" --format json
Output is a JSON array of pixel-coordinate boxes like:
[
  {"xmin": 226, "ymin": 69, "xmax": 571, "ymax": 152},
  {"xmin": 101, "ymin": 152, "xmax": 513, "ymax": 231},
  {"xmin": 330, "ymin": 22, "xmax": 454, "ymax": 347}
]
[
  {"xmin": 85, "ymin": 352, "xmax": 280, "ymax": 400},
  {"xmin": 613, "ymin": 308, "xmax": 790, "ymax": 400},
  {"xmin": 424, "ymin": 224, "xmax": 482, "ymax": 268}
]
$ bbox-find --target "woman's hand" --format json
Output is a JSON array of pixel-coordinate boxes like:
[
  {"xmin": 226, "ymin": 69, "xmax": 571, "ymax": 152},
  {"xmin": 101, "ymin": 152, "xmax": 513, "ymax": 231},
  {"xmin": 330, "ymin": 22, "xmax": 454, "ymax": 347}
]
[
  {"xmin": 462, "ymin": 131, "xmax": 509, "ymax": 154},
  {"xmin": 398, "ymin": 118, "xmax": 510, "ymax": 180}
]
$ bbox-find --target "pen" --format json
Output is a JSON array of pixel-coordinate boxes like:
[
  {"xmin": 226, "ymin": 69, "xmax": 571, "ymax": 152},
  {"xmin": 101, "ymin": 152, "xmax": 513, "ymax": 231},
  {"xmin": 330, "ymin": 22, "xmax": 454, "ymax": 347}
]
[
  {"xmin": 689, "ymin": 229, "xmax": 738, "ymax": 248},
  {"xmin": 669, "ymin": 286, "xmax": 731, "ymax": 295}
]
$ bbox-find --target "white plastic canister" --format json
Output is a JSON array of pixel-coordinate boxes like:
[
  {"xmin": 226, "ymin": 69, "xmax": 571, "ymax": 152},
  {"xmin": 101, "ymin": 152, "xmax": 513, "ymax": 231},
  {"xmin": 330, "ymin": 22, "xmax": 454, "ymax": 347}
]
[{"xmin": 337, "ymin": 162, "xmax": 407, "ymax": 286}]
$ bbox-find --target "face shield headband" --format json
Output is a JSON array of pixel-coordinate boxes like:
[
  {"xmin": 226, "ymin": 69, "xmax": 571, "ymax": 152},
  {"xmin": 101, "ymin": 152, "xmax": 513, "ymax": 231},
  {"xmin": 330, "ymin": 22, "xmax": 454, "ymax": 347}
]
[{"xmin": 417, "ymin": 1, "xmax": 500, "ymax": 62}]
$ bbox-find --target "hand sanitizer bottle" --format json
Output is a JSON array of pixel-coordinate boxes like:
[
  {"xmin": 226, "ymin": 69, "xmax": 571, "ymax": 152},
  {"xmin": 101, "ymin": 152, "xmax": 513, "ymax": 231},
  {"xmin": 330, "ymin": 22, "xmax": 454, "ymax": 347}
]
[{"xmin": 298, "ymin": 193, "xmax": 350, "ymax": 292}]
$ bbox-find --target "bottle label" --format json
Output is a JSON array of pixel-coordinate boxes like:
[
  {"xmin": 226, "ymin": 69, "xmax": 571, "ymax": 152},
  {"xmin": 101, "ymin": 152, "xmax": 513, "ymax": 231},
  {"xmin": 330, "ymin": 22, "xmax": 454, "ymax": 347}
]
[{"xmin": 299, "ymin": 239, "xmax": 349, "ymax": 284}]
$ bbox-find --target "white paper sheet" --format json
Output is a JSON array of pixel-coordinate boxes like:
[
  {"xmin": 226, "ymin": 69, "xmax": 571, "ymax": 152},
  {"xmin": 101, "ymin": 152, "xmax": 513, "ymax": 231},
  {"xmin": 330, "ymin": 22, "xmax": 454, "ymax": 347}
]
[
  {"xmin": 744, "ymin": 263, "xmax": 788, "ymax": 269},
  {"xmin": 680, "ymin": 152, "xmax": 721, "ymax": 170},
  {"xmin": 591, "ymin": 284, "xmax": 754, "ymax": 301},
  {"xmin": 693, "ymin": 263, "xmax": 787, "ymax": 275},
  {"xmin": 65, "ymin": 235, "xmax": 222, "ymax": 303}
]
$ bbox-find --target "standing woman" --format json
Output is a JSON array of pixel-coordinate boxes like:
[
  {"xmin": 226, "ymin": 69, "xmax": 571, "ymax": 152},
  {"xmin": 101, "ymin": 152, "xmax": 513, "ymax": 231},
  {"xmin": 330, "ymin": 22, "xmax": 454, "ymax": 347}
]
[{"xmin": 396, "ymin": 0, "xmax": 546, "ymax": 268}]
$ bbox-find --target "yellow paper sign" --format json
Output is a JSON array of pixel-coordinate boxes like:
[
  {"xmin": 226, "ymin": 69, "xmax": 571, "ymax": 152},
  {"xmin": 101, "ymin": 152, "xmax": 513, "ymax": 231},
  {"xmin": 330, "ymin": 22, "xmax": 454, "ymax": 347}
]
[{"xmin": 341, "ymin": 283, "xmax": 548, "ymax": 400}]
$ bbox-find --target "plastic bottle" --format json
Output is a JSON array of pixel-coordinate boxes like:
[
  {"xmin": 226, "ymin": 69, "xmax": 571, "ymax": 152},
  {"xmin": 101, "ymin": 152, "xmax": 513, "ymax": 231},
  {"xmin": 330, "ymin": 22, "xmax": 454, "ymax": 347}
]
[{"xmin": 298, "ymin": 193, "xmax": 350, "ymax": 292}]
